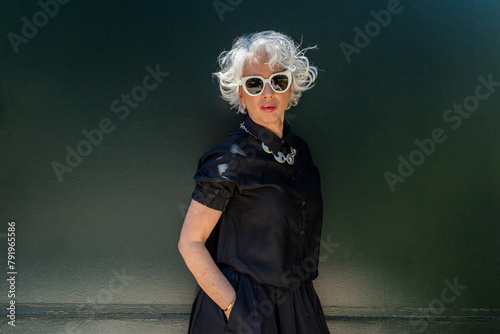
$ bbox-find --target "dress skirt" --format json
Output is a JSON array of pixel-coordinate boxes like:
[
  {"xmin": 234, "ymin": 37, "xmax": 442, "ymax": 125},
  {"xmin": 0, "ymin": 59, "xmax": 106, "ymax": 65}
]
[{"xmin": 188, "ymin": 265, "xmax": 330, "ymax": 334}]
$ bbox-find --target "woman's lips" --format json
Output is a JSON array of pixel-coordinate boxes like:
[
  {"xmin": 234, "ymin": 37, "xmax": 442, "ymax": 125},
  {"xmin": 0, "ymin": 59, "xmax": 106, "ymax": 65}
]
[{"xmin": 261, "ymin": 105, "xmax": 277, "ymax": 112}]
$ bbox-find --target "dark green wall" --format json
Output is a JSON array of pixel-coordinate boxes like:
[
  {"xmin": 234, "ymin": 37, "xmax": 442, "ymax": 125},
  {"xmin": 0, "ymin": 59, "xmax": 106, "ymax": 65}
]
[{"xmin": 1, "ymin": 0, "xmax": 499, "ymax": 332}]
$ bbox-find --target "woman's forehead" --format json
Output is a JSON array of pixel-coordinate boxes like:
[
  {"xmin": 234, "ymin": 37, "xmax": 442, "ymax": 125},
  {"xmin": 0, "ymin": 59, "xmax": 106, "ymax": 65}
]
[{"xmin": 243, "ymin": 54, "xmax": 282, "ymax": 77}]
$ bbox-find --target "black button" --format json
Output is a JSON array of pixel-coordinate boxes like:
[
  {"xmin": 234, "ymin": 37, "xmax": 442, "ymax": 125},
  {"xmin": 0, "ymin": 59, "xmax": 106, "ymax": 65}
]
[{"xmin": 291, "ymin": 176, "xmax": 296, "ymax": 181}]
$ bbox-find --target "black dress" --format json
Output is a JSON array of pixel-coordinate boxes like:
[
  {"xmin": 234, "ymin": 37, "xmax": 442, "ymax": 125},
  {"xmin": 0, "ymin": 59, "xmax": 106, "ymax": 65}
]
[{"xmin": 188, "ymin": 115, "xmax": 330, "ymax": 334}]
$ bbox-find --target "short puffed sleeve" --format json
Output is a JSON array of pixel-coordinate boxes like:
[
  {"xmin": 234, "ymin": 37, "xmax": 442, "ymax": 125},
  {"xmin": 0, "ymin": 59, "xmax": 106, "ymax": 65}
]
[{"xmin": 191, "ymin": 146, "xmax": 242, "ymax": 212}]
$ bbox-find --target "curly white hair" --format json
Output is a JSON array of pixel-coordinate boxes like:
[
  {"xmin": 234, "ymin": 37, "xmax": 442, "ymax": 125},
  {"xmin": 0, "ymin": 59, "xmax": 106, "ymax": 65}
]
[{"xmin": 213, "ymin": 30, "xmax": 318, "ymax": 114}]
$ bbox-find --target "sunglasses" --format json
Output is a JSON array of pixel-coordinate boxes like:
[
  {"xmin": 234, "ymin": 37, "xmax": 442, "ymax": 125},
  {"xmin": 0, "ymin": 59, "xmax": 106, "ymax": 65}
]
[{"xmin": 240, "ymin": 71, "xmax": 292, "ymax": 96}]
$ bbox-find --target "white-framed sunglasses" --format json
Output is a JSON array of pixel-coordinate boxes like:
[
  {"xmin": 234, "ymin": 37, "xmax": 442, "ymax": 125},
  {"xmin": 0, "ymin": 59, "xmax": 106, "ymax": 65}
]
[{"xmin": 240, "ymin": 71, "xmax": 292, "ymax": 96}]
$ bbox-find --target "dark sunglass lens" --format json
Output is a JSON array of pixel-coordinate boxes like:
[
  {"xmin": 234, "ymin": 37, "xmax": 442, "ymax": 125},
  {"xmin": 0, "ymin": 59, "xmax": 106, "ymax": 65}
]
[
  {"xmin": 271, "ymin": 75, "xmax": 289, "ymax": 91},
  {"xmin": 245, "ymin": 78, "xmax": 263, "ymax": 95}
]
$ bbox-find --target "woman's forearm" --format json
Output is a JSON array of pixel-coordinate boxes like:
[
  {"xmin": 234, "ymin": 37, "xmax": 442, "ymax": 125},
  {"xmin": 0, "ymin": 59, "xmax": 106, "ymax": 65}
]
[
  {"xmin": 179, "ymin": 239, "xmax": 236, "ymax": 312},
  {"xmin": 178, "ymin": 200, "xmax": 236, "ymax": 316}
]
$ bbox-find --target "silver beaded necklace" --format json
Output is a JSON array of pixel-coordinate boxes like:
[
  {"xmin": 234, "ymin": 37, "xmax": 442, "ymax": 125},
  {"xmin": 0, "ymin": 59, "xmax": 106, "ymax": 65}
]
[{"xmin": 240, "ymin": 122, "xmax": 297, "ymax": 165}]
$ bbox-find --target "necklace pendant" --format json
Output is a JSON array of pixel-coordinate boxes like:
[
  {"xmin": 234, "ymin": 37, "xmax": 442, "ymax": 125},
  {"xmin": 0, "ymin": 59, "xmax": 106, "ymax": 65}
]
[
  {"xmin": 274, "ymin": 151, "xmax": 286, "ymax": 163},
  {"xmin": 242, "ymin": 123, "xmax": 297, "ymax": 165},
  {"xmin": 261, "ymin": 142, "xmax": 296, "ymax": 165},
  {"xmin": 261, "ymin": 142, "xmax": 273, "ymax": 154}
]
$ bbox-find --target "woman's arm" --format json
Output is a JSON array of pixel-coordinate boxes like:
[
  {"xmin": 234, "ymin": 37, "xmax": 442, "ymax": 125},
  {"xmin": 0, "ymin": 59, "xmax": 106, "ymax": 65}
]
[{"xmin": 178, "ymin": 199, "xmax": 236, "ymax": 319}]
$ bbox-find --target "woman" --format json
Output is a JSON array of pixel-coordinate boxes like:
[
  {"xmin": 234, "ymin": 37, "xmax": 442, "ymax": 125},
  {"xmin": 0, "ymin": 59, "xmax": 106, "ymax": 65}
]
[{"xmin": 178, "ymin": 30, "xmax": 329, "ymax": 333}]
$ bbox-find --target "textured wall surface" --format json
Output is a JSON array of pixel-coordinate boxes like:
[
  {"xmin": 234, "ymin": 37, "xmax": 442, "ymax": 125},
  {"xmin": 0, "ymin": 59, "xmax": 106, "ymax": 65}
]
[{"xmin": 0, "ymin": 0, "xmax": 499, "ymax": 333}]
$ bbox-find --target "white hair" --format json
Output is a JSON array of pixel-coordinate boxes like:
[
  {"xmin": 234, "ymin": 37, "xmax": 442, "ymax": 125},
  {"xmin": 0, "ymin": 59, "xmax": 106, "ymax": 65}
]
[{"xmin": 213, "ymin": 30, "xmax": 318, "ymax": 114}]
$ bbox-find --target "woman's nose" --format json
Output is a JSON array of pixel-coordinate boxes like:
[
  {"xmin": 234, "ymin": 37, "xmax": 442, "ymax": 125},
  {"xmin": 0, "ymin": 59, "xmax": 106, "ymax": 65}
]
[{"xmin": 261, "ymin": 83, "xmax": 274, "ymax": 97}]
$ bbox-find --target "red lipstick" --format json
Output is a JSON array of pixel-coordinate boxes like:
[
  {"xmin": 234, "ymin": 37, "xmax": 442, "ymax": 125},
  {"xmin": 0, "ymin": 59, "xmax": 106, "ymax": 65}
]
[{"xmin": 261, "ymin": 104, "xmax": 277, "ymax": 113}]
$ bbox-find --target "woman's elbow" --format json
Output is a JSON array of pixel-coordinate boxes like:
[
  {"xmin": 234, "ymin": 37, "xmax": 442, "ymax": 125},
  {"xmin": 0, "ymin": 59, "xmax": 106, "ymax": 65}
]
[
  {"xmin": 178, "ymin": 234, "xmax": 199, "ymax": 259},
  {"xmin": 178, "ymin": 234, "xmax": 188, "ymax": 257}
]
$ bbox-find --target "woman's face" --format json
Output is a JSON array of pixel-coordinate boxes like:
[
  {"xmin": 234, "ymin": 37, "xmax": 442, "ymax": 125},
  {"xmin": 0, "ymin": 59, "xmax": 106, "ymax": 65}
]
[{"xmin": 238, "ymin": 53, "xmax": 292, "ymax": 137}]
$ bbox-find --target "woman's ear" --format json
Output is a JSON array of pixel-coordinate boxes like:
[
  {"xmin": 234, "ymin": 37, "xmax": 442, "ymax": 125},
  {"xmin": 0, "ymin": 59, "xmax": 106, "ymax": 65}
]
[{"xmin": 238, "ymin": 87, "xmax": 245, "ymax": 109}]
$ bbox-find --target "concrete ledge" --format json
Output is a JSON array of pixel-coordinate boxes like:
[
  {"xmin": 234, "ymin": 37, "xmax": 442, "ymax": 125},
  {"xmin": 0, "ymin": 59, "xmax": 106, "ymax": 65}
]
[
  {"xmin": 1, "ymin": 316, "xmax": 500, "ymax": 334},
  {"xmin": 3, "ymin": 303, "xmax": 499, "ymax": 320}
]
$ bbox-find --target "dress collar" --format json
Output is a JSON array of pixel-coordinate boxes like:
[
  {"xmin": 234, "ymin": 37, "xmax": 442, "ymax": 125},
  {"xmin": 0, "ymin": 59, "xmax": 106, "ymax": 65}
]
[{"xmin": 243, "ymin": 115, "xmax": 299, "ymax": 153}]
